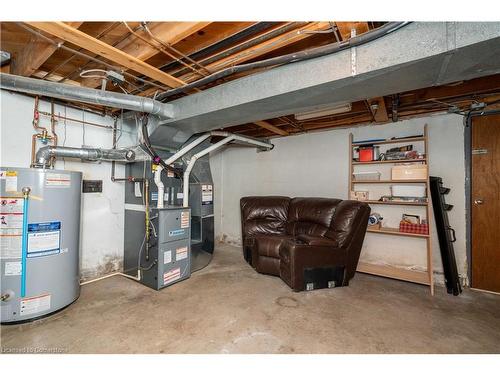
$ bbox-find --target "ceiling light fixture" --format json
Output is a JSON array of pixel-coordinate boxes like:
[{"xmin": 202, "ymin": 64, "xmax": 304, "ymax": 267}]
[{"xmin": 294, "ymin": 103, "xmax": 352, "ymax": 121}]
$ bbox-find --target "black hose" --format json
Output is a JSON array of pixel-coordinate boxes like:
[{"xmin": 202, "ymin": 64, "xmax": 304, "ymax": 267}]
[
  {"xmin": 139, "ymin": 115, "xmax": 183, "ymax": 177},
  {"xmin": 158, "ymin": 22, "xmax": 411, "ymax": 101},
  {"xmin": 158, "ymin": 22, "xmax": 282, "ymax": 73},
  {"xmin": 168, "ymin": 22, "xmax": 306, "ymax": 79}
]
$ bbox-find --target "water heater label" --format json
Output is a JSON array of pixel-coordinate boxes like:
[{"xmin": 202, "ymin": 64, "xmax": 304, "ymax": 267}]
[
  {"xmin": 4, "ymin": 171, "xmax": 18, "ymax": 192},
  {"xmin": 45, "ymin": 173, "xmax": 71, "ymax": 188},
  {"xmin": 0, "ymin": 197, "xmax": 24, "ymax": 259},
  {"xmin": 4, "ymin": 261, "xmax": 22, "ymax": 276},
  {"xmin": 27, "ymin": 222, "xmax": 61, "ymax": 258},
  {"xmin": 20, "ymin": 293, "xmax": 51, "ymax": 316}
]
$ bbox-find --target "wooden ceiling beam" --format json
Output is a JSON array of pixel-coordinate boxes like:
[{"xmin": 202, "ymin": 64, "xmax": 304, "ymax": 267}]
[
  {"xmin": 25, "ymin": 22, "xmax": 184, "ymax": 88},
  {"xmin": 335, "ymin": 22, "xmax": 370, "ymax": 40},
  {"xmin": 12, "ymin": 21, "xmax": 83, "ymax": 77},
  {"xmin": 83, "ymin": 22, "xmax": 210, "ymax": 89},
  {"xmin": 253, "ymin": 120, "xmax": 289, "ymax": 136},
  {"xmin": 178, "ymin": 22, "xmax": 333, "ymax": 83},
  {"xmin": 136, "ymin": 22, "xmax": 332, "ymax": 98},
  {"xmin": 117, "ymin": 22, "xmax": 212, "ymax": 63}
]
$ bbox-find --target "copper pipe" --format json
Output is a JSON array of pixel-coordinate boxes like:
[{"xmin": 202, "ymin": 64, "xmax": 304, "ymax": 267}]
[
  {"xmin": 123, "ymin": 22, "xmax": 209, "ymax": 78},
  {"xmin": 32, "ymin": 96, "xmax": 46, "ymax": 131},
  {"xmin": 37, "ymin": 111, "xmax": 113, "ymax": 129},
  {"xmin": 31, "ymin": 134, "xmax": 38, "ymax": 166},
  {"xmin": 50, "ymin": 101, "xmax": 58, "ymax": 167}
]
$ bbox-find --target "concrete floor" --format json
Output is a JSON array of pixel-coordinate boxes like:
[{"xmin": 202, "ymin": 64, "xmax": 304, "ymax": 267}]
[{"xmin": 2, "ymin": 243, "xmax": 500, "ymax": 354}]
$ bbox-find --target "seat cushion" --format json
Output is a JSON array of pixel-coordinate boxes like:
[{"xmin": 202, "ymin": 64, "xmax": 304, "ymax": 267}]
[
  {"xmin": 254, "ymin": 234, "xmax": 293, "ymax": 258},
  {"xmin": 286, "ymin": 197, "xmax": 341, "ymax": 236}
]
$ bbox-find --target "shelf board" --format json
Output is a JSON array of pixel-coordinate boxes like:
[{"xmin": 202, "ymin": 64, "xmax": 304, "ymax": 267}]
[
  {"xmin": 352, "ymin": 136, "xmax": 426, "ymax": 147},
  {"xmin": 357, "ymin": 262, "xmax": 430, "ymax": 285},
  {"xmin": 352, "ymin": 159, "xmax": 427, "ymax": 165},
  {"xmin": 352, "ymin": 179, "xmax": 427, "ymax": 184},
  {"xmin": 367, "ymin": 227, "xmax": 429, "ymax": 238},
  {"xmin": 362, "ymin": 200, "xmax": 428, "ymax": 206}
]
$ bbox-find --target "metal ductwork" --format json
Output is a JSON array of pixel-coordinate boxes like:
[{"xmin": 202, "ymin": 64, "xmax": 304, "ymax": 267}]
[
  {"xmin": 35, "ymin": 146, "xmax": 136, "ymax": 168},
  {"xmin": 0, "ymin": 73, "xmax": 174, "ymax": 119}
]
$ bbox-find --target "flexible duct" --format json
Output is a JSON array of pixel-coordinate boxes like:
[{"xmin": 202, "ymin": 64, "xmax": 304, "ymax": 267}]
[
  {"xmin": 0, "ymin": 73, "xmax": 174, "ymax": 119},
  {"xmin": 158, "ymin": 22, "xmax": 410, "ymax": 100},
  {"xmin": 35, "ymin": 146, "xmax": 136, "ymax": 167}
]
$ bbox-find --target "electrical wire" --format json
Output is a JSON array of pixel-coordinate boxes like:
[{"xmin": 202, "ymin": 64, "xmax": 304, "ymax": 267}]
[
  {"xmin": 158, "ymin": 22, "xmax": 410, "ymax": 100},
  {"xmin": 17, "ymin": 23, "xmax": 170, "ymax": 93}
]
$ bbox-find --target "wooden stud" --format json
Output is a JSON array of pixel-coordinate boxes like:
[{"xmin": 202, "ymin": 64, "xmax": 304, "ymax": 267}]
[
  {"xmin": 12, "ymin": 22, "xmax": 83, "ymax": 77},
  {"xmin": 254, "ymin": 120, "xmax": 289, "ymax": 136},
  {"xmin": 25, "ymin": 22, "xmax": 185, "ymax": 88},
  {"xmin": 178, "ymin": 22, "xmax": 333, "ymax": 83}
]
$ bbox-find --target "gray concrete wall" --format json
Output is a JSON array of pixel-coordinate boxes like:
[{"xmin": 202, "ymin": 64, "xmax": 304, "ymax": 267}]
[
  {"xmin": 210, "ymin": 113, "xmax": 467, "ymax": 283},
  {"xmin": 1, "ymin": 90, "xmax": 136, "ymax": 279}
]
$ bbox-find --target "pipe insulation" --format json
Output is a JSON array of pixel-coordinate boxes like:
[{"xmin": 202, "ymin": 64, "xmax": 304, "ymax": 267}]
[
  {"xmin": 35, "ymin": 145, "xmax": 136, "ymax": 167},
  {"xmin": 0, "ymin": 73, "xmax": 174, "ymax": 118}
]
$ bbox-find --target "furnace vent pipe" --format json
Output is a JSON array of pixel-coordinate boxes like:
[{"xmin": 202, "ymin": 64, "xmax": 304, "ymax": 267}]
[
  {"xmin": 164, "ymin": 130, "xmax": 270, "ymax": 166},
  {"xmin": 0, "ymin": 73, "xmax": 174, "ymax": 119},
  {"xmin": 35, "ymin": 145, "xmax": 136, "ymax": 168},
  {"xmin": 182, "ymin": 133, "xmax": 272, "ymax": 207},
  {"xmin": 154, "ymin": 165, "xmax": 165, "ymax": 209}
]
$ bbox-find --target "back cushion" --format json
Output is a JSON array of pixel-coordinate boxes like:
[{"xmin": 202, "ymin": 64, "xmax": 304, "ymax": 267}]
[
  {"xmin": 240, "ymin": 196, "xmax": 290, "ymax": 237},
  {"xmin": 286, "ymin": 198, "xmax": 341, "ymax": 236},
  {"xmin": 325, "ymin": 200, "xmax": 370, "ymax": 247}
]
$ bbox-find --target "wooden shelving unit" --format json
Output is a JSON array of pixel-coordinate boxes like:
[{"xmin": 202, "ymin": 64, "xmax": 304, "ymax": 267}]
[
  {"xmin": 362, "ymin": 200, "xmax": 428, "ymax": 206},
  {"xmin": 367, "ymin": 227, "xmax": 430, "ymax": 238},
  {"xmin": 352, "ymin": 159, "xmax": 427, "ymax": 165},
  {"xmin": 349, "ymin": 125, "xmax": 434, "ymax": 295},
  {"xmin": 357, "ymin": 262, "xmax": 430, "ymax": 285},
  {"xmin": 352, "ymin": 179, "xmax": 428, "ymax": 184}
]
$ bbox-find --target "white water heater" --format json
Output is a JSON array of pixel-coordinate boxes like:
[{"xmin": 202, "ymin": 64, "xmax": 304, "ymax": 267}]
[{"xmin": 1, "ymin": 167, "xmax": 81, "ymax": 323}]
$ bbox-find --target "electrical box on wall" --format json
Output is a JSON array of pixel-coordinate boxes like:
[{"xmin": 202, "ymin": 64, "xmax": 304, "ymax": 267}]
[{"xmin": 82, "ymin": 180, "xmax": 103, "ymax": 193}]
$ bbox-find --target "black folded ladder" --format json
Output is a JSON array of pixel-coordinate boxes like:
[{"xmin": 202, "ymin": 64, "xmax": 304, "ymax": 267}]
[{"xmin": 430, "ymin": 176, "xmax": 462, "ymax": 295}]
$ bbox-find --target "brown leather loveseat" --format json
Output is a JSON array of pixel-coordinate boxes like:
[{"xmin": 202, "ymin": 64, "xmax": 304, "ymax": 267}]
[{"xmin": 240, "ymin": 196, "xmax": 370, "ymax": 291}]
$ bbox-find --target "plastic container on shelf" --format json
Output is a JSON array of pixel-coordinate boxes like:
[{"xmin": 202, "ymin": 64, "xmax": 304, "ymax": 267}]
[
  {"xmin": 391, "ymin": 185, "xmax": 426, "ymax": 197},
  {"xmin": 352, "ymin": 171, "xmax": 381, "ymax": 181}
]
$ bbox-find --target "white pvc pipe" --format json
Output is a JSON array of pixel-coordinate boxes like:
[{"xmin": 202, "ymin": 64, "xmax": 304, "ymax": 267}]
[
  {"xmin": 163, "ymin": 130, "xmax": 270, "ymax": 168},
  {"xmin": 80, "ymin": 271, "xmax": 141, "ymax": 286},
  {"xmin": 153, "ymin": 165, "xmax": 165, "ymax": 209},
  {"xmin": 164, "ymin": 133, "xmax": 212, "ymax": 165},
  {"xmin": 182, "ymin": 134, "xmax": 273, "ymax": 207}
]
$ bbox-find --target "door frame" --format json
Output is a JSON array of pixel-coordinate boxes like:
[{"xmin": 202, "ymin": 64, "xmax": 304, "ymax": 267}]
[{"xmin": 464, "ymin": 109, "xmax": 500, "ymax": 287}]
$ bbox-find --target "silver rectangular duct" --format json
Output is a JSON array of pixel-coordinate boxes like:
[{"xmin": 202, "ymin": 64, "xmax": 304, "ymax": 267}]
[
  {"xmin": 150, "ymin": 22, "xmax": 500, "ymax": 141},
  {"xmin": 0, "ymin": 73, "xmax": 174, "ymax": 119}
]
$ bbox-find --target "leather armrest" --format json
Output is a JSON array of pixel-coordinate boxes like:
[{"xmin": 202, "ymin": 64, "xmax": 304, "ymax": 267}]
[
  {"xmin": 280, "ymin": 241, "xmax": 347, "ymax": 266},
  {"xmin": 296, "ymin": 234, "xmax": 337, "ymax": 247}
]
